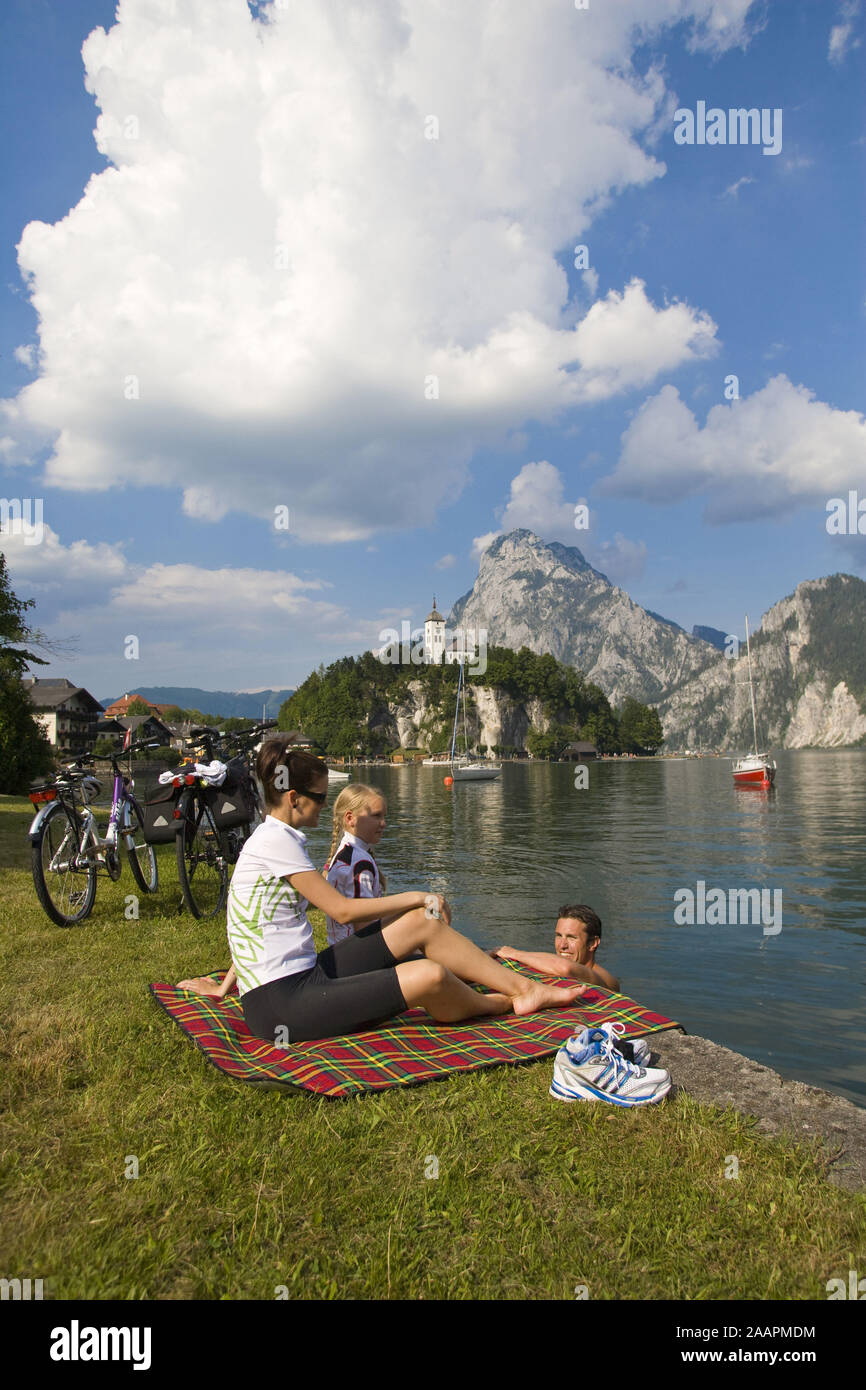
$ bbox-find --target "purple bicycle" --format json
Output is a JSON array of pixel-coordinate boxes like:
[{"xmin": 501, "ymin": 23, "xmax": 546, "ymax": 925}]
[{"xmin": 28, "ymin": 747, "xmax": 159, "ymax": 926}]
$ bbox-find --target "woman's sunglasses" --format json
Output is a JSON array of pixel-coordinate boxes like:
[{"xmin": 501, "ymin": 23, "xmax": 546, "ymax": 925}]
[{"xmin": 299, "ymin": 787, "xmax": 328, "ymax": 805}]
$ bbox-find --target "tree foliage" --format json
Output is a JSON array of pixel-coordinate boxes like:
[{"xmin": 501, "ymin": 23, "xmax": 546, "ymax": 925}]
[
  {"xmin": 0, "ymin": 555, "xmax": 53, "ymax": 792},
  {"xmin": 617, "ymin": 697, "xmax": 665, "ymax": 754},
  {"xmin": 124, "ymin": 698, "xmax": 153, "ymax": 716}
]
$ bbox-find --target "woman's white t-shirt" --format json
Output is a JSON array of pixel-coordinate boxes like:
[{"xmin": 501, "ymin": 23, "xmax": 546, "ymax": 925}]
[
  {"xmin": 226, "ymin": 815, "xmax": 318, "ymax": 997},
  {"xmin": 324, "ymin": 831, "xmax": 382, "ymax": 945}
]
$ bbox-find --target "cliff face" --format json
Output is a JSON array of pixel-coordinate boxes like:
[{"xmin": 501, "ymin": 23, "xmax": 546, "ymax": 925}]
[
  {"xmin": 372, "ymin": 680, "xmax": 564, "ymax": 752},
  {"xmin": 658, "ymin": 575, "xmax": 866, "ymax": 750},
  {"xmin": 450, "ymin": 530, "xmax": 718, "ymax": 706}
]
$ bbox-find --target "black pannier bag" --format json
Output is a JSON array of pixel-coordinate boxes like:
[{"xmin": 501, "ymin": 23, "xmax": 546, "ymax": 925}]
[
  {"xmin": 207, "ymin": 757, "xmax": 257, "ymax": 832},
  {"xmin": 142, "ymin": 784, "xmax": 182, "ymax": 844}
]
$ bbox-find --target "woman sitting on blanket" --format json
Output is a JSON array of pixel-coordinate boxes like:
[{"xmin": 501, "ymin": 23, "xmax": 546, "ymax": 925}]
[{"xmin": 180, "ymin": 737, "xmax": 585, "ymax": 1042}]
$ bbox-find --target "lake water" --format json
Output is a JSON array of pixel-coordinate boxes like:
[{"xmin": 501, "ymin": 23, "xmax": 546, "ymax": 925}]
[{"xmin": 307, "ymin": 751, "xmax": 866, "ymax": 1106}]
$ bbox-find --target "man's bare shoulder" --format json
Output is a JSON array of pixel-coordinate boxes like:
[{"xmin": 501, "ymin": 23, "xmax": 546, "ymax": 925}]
[{"xmin": 563, "ymin": 960, "xmax": 620, "ymax": 990}]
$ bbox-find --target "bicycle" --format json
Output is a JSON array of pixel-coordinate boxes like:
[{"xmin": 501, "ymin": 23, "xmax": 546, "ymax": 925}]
[
  {"xmin": 168, "ymin": 722, "xmax": 272, "ymax": 920},
  {"xmin": 29, "ymin": 747, "xmax": 159, "ymax": 927}
]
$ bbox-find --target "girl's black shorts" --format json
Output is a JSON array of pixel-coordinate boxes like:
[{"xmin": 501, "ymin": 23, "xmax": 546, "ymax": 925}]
[{"xmin": 241, "ymin": 922, "xmax": 408, "ymax": 1044}]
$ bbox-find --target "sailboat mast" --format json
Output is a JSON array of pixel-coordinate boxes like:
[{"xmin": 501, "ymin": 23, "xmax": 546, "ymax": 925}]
[
  {"xmin": 449, "ymin": 660, "xmax": 462, "ymax": 763},
  {"xmin": 745, "ymin": 615, "xmax": 759, "ymax": 755},
  {"xmin": 461, "ymin": 660, "xmax": 469, "ymax": 755}
]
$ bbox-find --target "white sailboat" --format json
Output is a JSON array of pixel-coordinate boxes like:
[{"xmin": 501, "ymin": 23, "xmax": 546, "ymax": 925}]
[
  {"xmin": 449, "ymin": 658, "xmax": 501, "ymax": 781},
  {"xmin": 732, "ymin": 616, "xmax": 776, "ymax": 788}
]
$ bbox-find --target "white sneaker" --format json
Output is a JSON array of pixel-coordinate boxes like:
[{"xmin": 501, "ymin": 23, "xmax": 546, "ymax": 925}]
[
  {"xmin": 549, "ymin": 1027, "xmax": 671, "ymax": 1107},
  {"xmin": 594, "ymin": 1021, "xmax": 652, "ymax": 1067}
]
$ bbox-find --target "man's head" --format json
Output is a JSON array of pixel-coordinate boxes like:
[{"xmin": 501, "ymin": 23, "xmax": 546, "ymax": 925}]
[{"xmin": 554, "ymin": 904, "xmax": 602, "ymax": 965}]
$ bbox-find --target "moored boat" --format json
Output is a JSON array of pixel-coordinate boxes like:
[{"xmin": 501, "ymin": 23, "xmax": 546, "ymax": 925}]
[
  {"xmin": 732, "ymin": 752, "xmax": 776, "ymax": 787},
  {"xmin": 449, "ymin": 660, "xmax": 501, "ymax": 782},
  {"xmin": 733, "ymin": 616, "xmax": 777, "ymax": 790}
]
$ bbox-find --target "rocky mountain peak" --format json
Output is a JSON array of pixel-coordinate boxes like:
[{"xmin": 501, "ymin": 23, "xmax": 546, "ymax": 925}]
[{"xmin": 451, "ymin": 529, "xmax": 717, "ymax": 706}]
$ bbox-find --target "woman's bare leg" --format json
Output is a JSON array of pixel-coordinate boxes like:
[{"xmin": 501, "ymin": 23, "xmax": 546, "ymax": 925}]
[
  {"xmin": 396, "ymin": 958, "xmax": 513, "ymax": 1023},
  {"xmin": 383, "ymin": 909, "xmax": 586, "ymax": 1016}
]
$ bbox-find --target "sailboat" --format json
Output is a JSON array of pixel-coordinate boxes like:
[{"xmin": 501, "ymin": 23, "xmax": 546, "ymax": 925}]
[
  {"xmin": 732, "ymin": 616, "xmax": 776, "ymax": 788},
  {"xmin": 449, "ymin": 658, "xmax": 502, "ymax": 781}
]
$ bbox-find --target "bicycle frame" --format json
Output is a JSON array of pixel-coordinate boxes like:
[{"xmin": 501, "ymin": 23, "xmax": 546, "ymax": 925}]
[{"xmin": 28, "ymin": 765, "xmax": 141, "ymax": 872}]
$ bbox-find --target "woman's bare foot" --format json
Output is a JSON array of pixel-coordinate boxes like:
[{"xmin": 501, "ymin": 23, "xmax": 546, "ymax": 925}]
[
  {"xmin": 177, "ymin": 975, "xmax": 223, "ymax": 997},
  {"xmin": 512, "ymin": 982, "xmax": 587, "ymax": 1017},
  {"xmin": 471, "ymin": 991, "xmax": 513, "ymax": 1017}
]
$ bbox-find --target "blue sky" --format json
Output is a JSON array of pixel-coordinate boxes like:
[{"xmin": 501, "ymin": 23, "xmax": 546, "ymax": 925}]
[{"xmin": 1, "ymin": 0, "xmax": 864, "ymax": 698}]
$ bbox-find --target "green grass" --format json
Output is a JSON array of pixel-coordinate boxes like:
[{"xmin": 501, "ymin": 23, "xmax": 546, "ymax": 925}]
[{"xmin": 1, "ymin": 793, "xmax": 864, "ymax": 1300}]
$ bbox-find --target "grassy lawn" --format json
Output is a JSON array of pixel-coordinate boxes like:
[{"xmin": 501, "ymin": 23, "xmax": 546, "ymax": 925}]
[{"xmin": 1, "ymin": 792, "xmax": 864, "ymax": 1300}]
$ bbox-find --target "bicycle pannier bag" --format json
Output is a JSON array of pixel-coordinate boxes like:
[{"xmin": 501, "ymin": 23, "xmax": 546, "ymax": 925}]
[
  {"xmin": 142, "ymin": 785, "xmax": 181, "ymax": 844},
  {"xmin": 208, "ymin": 757, "xmax": 256, "ymax": 831}
]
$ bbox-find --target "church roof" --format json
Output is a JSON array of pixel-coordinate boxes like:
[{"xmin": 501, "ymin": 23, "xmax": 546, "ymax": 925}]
[{"xmin": 425, "ymin": 595, "xmax": 445, "ymax": 623}]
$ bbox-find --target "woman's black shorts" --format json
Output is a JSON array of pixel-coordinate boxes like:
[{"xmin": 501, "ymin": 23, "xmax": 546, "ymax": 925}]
[{"xmin": 241, "ymin": 922, "xmax": 408, "ymax": 1044}]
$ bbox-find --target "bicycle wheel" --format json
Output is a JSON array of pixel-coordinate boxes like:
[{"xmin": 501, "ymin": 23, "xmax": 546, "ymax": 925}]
[
  {"xmin": 123, "ymin": 800, "xmax": 158, "ymax": 894},
  {"xmin": 175, "ymin": 791, "xmax": 227, "ymax": 919},
  {"xmin": 31, "ymin": 801, "xmax": 97, "ymax": 926}
]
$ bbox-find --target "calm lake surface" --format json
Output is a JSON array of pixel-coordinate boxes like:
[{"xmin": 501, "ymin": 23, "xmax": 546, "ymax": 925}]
[{"xmin": 307, "ymin": 751, "xmax": 866, "ymax": 1106}]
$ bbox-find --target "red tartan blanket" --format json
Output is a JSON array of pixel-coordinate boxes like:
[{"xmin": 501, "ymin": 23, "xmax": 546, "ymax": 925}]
[{"xmin": 150, "ymin": 961, "xmax": 681, "ymax": 1098}]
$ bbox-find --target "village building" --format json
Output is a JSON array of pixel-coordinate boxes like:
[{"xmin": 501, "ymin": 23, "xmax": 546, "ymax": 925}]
[
  {"xmin": 102, "ymin": 692, "xmax": 159, "ymax": 718},
  {"xmin": 23, "ymin": 678, "xmax": 103, "ymax": 757},
  {"xmin": 118, "ymin": 713, "xmax": 174, "ymax": 746},
  {"xmin": 561, "ymin": 740, "xmax": 599, "ymax": 761}
]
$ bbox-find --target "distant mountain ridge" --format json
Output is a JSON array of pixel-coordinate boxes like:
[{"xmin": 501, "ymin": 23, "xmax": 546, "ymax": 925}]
[
  {"xmin": 659, "ymin": 574, "xmax": 866, "ymax": 749},
  {"xmin": 98, "ymin": 687, "xmax": 294, "ymax": 719}
]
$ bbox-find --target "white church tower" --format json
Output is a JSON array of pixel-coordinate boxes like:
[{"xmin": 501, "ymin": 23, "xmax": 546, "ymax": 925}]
[{"xmin": 424, "ymin": 597, "xmax": 446, "ymax": 665}]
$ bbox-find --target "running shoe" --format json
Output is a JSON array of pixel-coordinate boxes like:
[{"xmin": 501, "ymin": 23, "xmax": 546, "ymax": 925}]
[
  {"xmin": 549, "ymin": 1027, "xmax": 671, "ymax": 1106},
  {"xmin": 593, "ymin": 1020, "xmax": 652, "ymax": 1067}
]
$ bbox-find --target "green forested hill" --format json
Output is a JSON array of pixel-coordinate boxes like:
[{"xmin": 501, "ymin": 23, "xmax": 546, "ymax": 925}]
[{"xmin": 278, "ymin": 646, "xmax": 663, "ymax": 757}]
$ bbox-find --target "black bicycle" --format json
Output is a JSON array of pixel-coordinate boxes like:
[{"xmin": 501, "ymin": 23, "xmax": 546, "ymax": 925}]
[
  {"xmin": 166, "ymin": 723, "xmax": 271, "ymax": 919},
  {"xmin": 29, "ymin": 747, "xmax": 159, "ymax": 926}
]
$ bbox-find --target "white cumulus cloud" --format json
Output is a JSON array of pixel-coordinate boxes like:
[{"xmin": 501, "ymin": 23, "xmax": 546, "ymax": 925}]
[
  {"xmin": 3, "ymin": 0, "xmax": 751, "ymax": 542},
  {"xmin": 1, "ymin": 524, "xmax": 353, "ymax": 689},
  {"xmin": 601, "ymin": 376, "xmax": 866, "ymax": 523}
]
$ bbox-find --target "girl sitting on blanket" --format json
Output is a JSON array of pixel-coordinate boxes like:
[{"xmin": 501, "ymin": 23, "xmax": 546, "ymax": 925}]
[
  {"xmin": 180, "ymin": 737, "xmax": 585, "ymax": 1041},
  {"xmin": 322, "ymin": 783, "xmax": 389, "ymax": 945}
]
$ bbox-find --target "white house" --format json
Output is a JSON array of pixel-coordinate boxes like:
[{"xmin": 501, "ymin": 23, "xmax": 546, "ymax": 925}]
[{"xmin": 23, "ymin": 678, "xmax": 103, "ymax": 756}]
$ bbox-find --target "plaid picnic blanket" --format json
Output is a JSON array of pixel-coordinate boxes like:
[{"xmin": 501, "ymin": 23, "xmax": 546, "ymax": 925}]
[{"xmin": 150, "ymin": 961, "xmax": 681, "ymax": 1098}]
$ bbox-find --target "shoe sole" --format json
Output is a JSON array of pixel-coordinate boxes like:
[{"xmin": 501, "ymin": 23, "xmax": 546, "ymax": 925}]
[{"xmin": 549, "ymin": 1070, "xmax": 671, "ymax": 1107}]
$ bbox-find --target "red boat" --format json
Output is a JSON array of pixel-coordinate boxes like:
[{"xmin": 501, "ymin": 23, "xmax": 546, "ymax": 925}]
[
  {"xmin": 732, "ymin": 753, "xmax": 776, "ymax": 787},
  {"xmin": 732, "ymin": 616, "xmax": 777, "ymax": 790}
]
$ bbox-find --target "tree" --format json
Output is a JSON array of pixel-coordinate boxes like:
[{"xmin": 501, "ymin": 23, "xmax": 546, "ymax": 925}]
[
  {"xmin": 617, "ymin": 698, "xmax": 665, "ymax": 755},
  {"xmin": 125, "ymin": 698, "xmax": 153, "ymax": 716},
  {"xmin": 0, "ymin": 555, "xmax": 53, "ymax": 792},
  {"xmin": 526, "ymin": 725, "xmax": 570, "ymax": 760},
  {"xmin": 92, "ymin": 734, "xmax": 121, "ymax": 758},
  {"xmin": 0, "ymin": 552, "xmax": 46, "ymax": 677},
  {"xmin": 582, "ymin": 710, "xmax": 619, "ymax": 755},
  {"xmin": 643, "ymin": 707, "xmax": 664, "ymax": 752}
]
